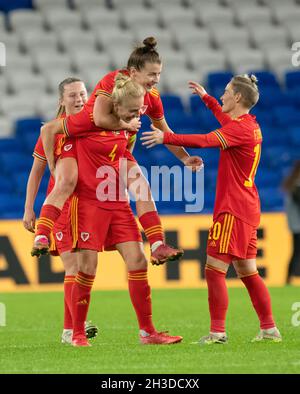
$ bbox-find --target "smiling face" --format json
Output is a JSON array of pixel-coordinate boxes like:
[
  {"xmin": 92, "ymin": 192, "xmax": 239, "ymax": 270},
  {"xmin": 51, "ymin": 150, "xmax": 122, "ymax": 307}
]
[
  {"xmin": 60, "ymin": 81, "xmax": 88, "ymax": 115},
  {"xmin": 114, "ymin": 95, "xmax": 145, "ymax": 122},
  {"xmin": 129, "ymin": 62, "xmax": 162, "ymax": 92}
]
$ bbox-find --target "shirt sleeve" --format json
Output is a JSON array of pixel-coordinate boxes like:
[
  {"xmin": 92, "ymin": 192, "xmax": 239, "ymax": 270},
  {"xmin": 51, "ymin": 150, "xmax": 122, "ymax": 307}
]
[
  {"xmin": 202, "ymin": 94, "xmax": 232, "ymax": 126},
  {"xmin": 213, "ymin": 120, "xmax": 250, "ymax": 149},
  {"xmin": 146, "ymin": 89, "xmax": 165, "ymax": 121},
  {"xmin": 33, "ymin": 135, "xmax": 47, "ymax": 162},
  {"xmin": 95, "ymin": 72, "xmax": 115, "ymax": 98},
  {"xmin": 163, "ymin": 131, "xmax": 221, "ymax": 148}
]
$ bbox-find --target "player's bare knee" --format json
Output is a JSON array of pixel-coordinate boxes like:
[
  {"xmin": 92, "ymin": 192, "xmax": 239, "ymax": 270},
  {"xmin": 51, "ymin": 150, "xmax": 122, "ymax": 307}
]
[
  {"xmin": 55, "ymin": 174, "xmax": 77, "ymax": 196},
  {"xmin": 126, "ymin": 252, "xmax": 147, "ymax": 270}
]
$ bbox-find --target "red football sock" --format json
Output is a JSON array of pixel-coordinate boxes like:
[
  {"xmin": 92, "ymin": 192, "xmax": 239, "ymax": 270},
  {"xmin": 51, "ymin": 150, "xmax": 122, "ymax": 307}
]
[
  {"xmin": 241, "ymin": 272, "xmax": 275, "ymax": 329},
  {"xmin": 128, "ymin": 269, "xmax": 155, "ymax": 334},
  {"xmin": 72, "ymin": 271, "xmax": 95, "ymax": 339},
  {"xmin": 63, "ymin": 275, "xmax": 75, "ymax": 330},
  {"xmin": 205, "ymin": 265, "xmax": 228, "ymax": 333},
  {"xmin": 36, "ymin": 204, "xmax": 62, "ymax": 238},
  {"xmin": 139, "ymin": 211, "xmax": 164, "ymax": 246}
]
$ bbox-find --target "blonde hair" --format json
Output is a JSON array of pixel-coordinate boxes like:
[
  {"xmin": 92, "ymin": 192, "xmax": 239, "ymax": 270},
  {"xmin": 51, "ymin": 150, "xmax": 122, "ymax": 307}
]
[
  {"xmin": 112, "ymin": 73, "xmax": 145, "ymax": 104},
  {"xmin": 56, "ymin": 77, "xmax": 83, "ymax": 118},
  {"xmin": 230, "ymin": 74, "xmax": 259, "ymax": 109}
]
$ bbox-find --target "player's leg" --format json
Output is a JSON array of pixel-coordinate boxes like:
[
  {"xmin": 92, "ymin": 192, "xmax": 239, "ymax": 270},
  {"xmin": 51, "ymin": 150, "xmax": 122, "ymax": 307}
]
[
  {"xmin": 196, "ymin": 213, "xmax": 235, "ymax": 345},
  {"xmin": 60, "ymin": 251, "xmax": 78, "ymax": 344},
  {"xmin": 116, "ymin": 240, "xmax": 182, "ymax": 345},
  {"xmin": 71, "ymin": 249, "xmax": 97, "ymax": 347},
  {"xmin": 196, "ymin": 255, "xmax": 230, "ymax": 345},
  {"xmin": 32, "ymin": 157, "xmax": 78, "ymax": 256},
  {"xmin": 233, "ymin": 258, "xmax": 281, "ymax": 342},
  {"xmin": 126, "ymin": 159, "xmax": 183, "ymax": 265}
]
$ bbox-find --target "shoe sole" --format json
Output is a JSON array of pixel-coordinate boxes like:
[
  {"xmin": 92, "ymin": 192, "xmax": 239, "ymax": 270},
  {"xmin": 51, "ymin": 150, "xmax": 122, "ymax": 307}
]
[
  {"xmin": 141, "ymin": 337, "xmax": 183, "ymax": 345},
  {"xmin": 85, "ymin": 326, "xmax": 98, "ymax": 339},
  {"xmin": 251, "ymin": 337, "xmax": 282, "ymax": 343},
  {"xmin": 151, "ymin": 251, "xmax": 184, "ymax": 266},
  {"xmin": 72, "ymin": 342, "xmax": 91, "ymax": 347},
  {"xmin": 31, "ymin": 247, "xmax": 49, "ymax": 257}
]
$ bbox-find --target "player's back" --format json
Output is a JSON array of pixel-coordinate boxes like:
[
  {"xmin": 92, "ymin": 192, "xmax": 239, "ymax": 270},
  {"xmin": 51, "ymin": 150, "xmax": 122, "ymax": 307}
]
[{"xmin": 214, "ymin": 114, "xmax": 262, "ymax": 227}]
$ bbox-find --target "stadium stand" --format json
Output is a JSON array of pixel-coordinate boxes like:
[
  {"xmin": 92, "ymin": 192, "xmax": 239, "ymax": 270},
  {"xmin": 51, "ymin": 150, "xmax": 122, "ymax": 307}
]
[{"xmin": 0, "ymin": 0, "xmax": 299, "ymax": 217}]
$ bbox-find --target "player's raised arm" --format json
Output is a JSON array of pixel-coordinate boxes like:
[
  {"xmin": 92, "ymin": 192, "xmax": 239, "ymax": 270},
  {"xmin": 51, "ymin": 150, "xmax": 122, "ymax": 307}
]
[{"xmin": 189, "ymin": 81, "xmax": 232, "ymax": 126}]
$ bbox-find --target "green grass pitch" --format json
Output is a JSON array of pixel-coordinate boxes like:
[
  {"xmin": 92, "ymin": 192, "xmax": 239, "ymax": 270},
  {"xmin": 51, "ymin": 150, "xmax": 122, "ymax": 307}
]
[{"xmin": 0, "ymin": 287, "xmax": 299, "ymax": 374}]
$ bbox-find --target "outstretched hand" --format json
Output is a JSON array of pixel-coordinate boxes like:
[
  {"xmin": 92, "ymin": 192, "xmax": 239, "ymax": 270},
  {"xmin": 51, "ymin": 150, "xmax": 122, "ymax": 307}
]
[
  {"xmin": 141, "ymin": 125, "xmax": 164, "ymax": 148},
  {"xmin": 188, "ymin": 81, "xmax": 207, "ymax": 99},
  {"xmin": 183, "ymin": 156, "xmax": 204, "ymax": 172}
]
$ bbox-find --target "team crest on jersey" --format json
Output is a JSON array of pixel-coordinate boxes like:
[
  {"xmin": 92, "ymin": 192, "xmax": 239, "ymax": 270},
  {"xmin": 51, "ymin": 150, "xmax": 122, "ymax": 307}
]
[
  {"xmin": 64, "ymin": 144, "xmax": 72, "ymax": 152},
  {"xmin": 112, "ymin": 131, "xmax": 121, "ymax": 135},
  {"xmin": 56, "ymin": 232, "xmax": 63, "ymax": 241},
  {"xmin": 81, "ymin": 232, "xmax": 90, "ymax": 242}
]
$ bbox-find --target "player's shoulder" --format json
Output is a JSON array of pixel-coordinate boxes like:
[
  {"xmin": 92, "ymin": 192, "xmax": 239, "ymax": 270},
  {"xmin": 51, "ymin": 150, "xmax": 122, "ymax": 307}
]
[{"xmin": 148, "ymin": 87, "xmax": 161, "ymax": 100}]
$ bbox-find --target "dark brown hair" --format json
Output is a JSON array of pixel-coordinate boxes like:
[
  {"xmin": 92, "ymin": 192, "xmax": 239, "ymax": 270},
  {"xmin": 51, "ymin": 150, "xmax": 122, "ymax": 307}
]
[
  {"xmin": 127, "ymin": 37, "xmax": 161, "ymax": 71},
  {"xmin": 56, "ymin": 77, "xmax": 83, "ymax": 118},
  {"xmin": 230, "ymin": 74, "xmax": 259, "ymax": 109}
]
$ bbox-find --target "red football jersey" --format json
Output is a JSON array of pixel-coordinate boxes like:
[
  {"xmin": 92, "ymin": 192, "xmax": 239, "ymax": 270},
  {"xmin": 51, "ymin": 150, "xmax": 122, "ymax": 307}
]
[
  {"xmin": 71, "ymin": 130, "xmax": 131, "ymax": 209},
  {"xmin": 33, "ymin": 115, "xmax": 66, "ymax": 195},
  {"xmin": 164, "ymin": 110, "xmax": 263, "ymax": 227},
  {"xmin": 85, "ymin": 69, "xmax": 165, "ymax": 122}
]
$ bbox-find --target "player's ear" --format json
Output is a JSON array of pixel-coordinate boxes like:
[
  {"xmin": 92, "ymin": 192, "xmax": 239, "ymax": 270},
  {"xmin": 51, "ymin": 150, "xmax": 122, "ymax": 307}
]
[
  {"xmin": 235, "ymin": 92, "xmax": 242, "ymax": 104},
  {"xmin": 129, "ymin": 67, "xmax": 138, "ymax": 78}
]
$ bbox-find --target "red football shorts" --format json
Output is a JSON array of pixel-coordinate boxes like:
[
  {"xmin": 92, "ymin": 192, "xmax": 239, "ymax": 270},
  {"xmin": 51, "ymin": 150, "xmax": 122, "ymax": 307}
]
[
  {"xmin": 206, "ymin": 212, "xmax": 257, "ymax": 264},
  {"xmin": 70, "ymin": 196, "xmax": 142, "ymax": 252}
]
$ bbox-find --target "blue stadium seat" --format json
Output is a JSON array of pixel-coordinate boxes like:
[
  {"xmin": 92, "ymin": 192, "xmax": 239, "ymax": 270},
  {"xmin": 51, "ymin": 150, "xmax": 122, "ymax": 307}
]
[
  {"xmin": 0, "ymin": 0, "xmax": 32, "ymax": 12},
  {"xmin": 285, "ymin": 71, "xmax": 300, "ymax": 91},
  {"xmin": 164, "ymin": 111, "xmax": 199, "ymax": 132},
  {"xmin": 0, "ymin": 175, "xmax": 15, "ymax": 192},
  {"xmin": 258, "ymin": 187, "xmax": 284, "ymax": 211},
  {"xmin": 15, "ymin": 117, "xmax": 43, "ymax": 137},
  {"xmin": 190, "ymin": 95, "xmax": 206, "ymax": 115},
  {"xmin": 257, "ymin": 87, "xmax": 287, "ymax": 109},
  {"xmin": 273, "ymin": 105, "xmax": 300, "ymax": 128},
  {"xmin": 207, "ymin": 72, "xmax": 234, "ymax": 90},
  {"xmin": 161, "ymin": 94, "xmax": 185, "ymax": 113},
  {"xmin": 0, "ymin": 138, "xmax": 23, "ymax": 153},
  {"xmin": 263, "ymin": 145, "xmax": 292, "ymax": 169},
  {"xmin": 289, "ymin": 127, "xmax": 300, "ymax": 147},
  {"xmin": 0, "ymin": 152, "xmax": 33, "ymax": 174},
  {"xmin": 255, "ymin": 169, "xmax": 282, "ymax": 188},
  {"xmin": 207, "ymin": 71, "xmax": 234, "ymax": 99},
  {"xmin": 0, "ymin": 193, "xmax": 24, "ymax": 213},
  {"xmin": 21, "ymin": 130, "xmax": 40, "ymax": 153},
  {"xmin": 194, "ymin": 111, "xmax": 220, "ymax": 131},
  {"xmin": 261, "ymin": 127, "xmax": 286, "ymax": 146},
  {"xmin": 252, "ymin": 109, "xmax": 274, "ymax": 127},
  {"xmin": 254, "ymin": 71, "xmax": 280, "ymax": 89}
]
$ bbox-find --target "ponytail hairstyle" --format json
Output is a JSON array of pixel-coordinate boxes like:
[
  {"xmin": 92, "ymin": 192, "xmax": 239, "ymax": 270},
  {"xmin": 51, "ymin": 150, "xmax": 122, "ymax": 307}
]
[
  {"xmin": 230, "ymin": 74, "xmax": 259, "ymax": 109},
  {"xmin": 112, "ymin": 72, "xmax": 145, "ymax": 104},
  {"xmin": 55, "ymin": 77, "xmax": 83, "ymax": 118},
  {"xmin": 127, "ymin": 36, "xmax": 161, "ymax": 71}
]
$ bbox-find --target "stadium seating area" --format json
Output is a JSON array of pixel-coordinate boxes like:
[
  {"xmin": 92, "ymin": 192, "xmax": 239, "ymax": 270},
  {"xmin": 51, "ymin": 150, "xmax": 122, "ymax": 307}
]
[{"xmin": 0, "ymin": 0, "xmax": 300, "ymax": 218}]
